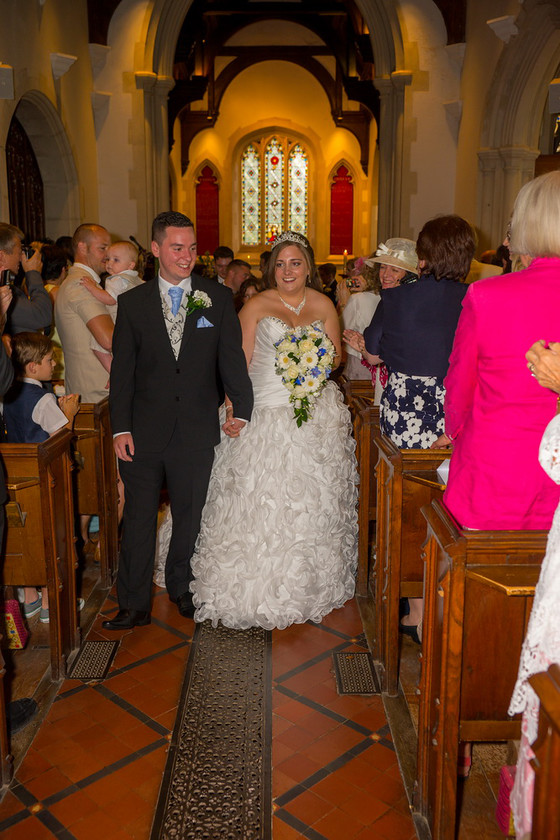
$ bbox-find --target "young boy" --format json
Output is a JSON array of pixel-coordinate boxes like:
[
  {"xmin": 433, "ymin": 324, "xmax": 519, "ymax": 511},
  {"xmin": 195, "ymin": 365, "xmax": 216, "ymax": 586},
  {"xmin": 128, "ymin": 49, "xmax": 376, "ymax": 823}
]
[
  {"xmin": 3, "ymin": 332, "xmax": 80, "ymax": 621},
  {"xmin": 80, "ymin": 240, "xmax": 142, "ymax": 374}
]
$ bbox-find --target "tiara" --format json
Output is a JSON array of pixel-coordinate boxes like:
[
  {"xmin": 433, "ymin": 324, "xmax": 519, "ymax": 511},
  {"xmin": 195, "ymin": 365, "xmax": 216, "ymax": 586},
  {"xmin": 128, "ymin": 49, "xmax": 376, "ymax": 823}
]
[{"xmin": 272, "ymin": 231, "xmax": 310, "ymax": 251}]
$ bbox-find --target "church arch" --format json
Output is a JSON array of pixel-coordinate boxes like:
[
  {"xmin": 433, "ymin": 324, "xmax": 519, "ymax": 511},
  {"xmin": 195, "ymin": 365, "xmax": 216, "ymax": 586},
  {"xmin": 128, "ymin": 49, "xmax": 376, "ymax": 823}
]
[
  {"xmin": 478, "ymin": 1, "xmax": 560, "ymax": 248},
  {"xmin": 137, "ymin": 0, "xmax": 407, "ymax": 244},
  {"xmin": 7, "ymin": 91, "xmax": 80, "ymax": 240}
]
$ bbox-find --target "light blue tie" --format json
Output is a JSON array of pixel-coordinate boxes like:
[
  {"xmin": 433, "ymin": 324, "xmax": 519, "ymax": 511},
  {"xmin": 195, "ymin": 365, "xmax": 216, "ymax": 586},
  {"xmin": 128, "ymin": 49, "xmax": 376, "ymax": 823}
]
[{"xmin": 168, "ymin": 286, "xmax": 183, "ymax": 316}]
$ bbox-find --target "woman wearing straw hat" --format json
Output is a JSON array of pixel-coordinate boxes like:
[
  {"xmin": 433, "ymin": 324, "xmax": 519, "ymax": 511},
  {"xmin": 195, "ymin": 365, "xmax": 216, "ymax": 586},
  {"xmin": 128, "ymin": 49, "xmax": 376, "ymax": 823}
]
[{"xmin": 345, "ymin": 218, "xmax": 474, "ymax": 448}]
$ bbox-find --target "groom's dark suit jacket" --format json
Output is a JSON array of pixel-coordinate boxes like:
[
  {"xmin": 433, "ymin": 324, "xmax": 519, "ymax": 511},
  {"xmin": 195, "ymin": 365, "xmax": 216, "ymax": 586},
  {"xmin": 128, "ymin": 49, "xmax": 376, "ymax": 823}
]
[{"xmin": 109, "ymin": 273, "xmax": 253, "ymax": 451}]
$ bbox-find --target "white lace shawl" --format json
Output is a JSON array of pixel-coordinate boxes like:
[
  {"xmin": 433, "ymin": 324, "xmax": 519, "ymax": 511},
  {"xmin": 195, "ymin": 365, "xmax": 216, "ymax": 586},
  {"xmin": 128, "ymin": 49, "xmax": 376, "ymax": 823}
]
[{"xmin": 509, "ymin": 413, "xmax": 560, "ymax": 738}]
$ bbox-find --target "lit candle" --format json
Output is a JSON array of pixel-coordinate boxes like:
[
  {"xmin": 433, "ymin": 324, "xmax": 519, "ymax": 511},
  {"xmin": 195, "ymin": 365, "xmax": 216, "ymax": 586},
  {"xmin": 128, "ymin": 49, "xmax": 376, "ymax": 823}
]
[{"xmin": 343, "ymin": 249, "xmax": 348, "ymax": 273}]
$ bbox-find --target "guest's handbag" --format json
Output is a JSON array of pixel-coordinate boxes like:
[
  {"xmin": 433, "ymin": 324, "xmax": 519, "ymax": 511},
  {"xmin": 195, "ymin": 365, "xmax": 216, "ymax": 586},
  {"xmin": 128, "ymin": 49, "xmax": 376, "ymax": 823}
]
[{"xmin": 1, "ymin": 598, "xmax": 29, "ymax": 649}]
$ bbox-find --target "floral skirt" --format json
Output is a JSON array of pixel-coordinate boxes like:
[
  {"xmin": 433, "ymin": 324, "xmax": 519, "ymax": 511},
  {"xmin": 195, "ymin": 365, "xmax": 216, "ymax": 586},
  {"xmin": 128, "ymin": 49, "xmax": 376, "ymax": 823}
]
[{"xmin": 380, "ymin": 370, "xmax": 445, "ymax": 449}]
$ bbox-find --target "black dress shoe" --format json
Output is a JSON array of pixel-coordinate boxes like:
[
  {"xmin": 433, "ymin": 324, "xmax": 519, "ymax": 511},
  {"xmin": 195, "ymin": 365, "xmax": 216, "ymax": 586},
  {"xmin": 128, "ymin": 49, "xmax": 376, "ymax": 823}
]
[
  {"xmin": 102, "ymin": 609, "xmax": 151, "ymax": 630},
  {"xmin": 7, "ymin": 698, "xmax": 38, "ymax": 735},
  {"xmin": 176, "ymin": 592, "xmax": 195, "ymax": 619},
  {"xmin": 399, "ymin": 621, "xmax": 421, "ymax": 645}
]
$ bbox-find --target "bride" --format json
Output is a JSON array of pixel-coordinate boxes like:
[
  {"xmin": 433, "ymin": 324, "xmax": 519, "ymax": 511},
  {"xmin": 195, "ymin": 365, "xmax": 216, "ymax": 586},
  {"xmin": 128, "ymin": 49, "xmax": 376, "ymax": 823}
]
[{"xmin": 189, "ymin": 231, "xmax": 358, "ymax": 630}]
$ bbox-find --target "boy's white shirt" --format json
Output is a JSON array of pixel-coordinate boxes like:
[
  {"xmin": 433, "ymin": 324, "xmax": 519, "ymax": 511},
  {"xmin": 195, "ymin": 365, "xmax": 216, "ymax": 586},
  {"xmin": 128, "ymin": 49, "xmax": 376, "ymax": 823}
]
[{"xmin": 23, "ymin": 377, "xmax": 67, "ymax": 435}]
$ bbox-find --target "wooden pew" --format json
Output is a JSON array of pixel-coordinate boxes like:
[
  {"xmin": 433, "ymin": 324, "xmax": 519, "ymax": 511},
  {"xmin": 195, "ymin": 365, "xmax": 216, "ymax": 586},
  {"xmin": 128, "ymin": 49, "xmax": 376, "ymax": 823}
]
[
  {"xmin": 530, "ymin": 662, "xmax": 560, "ymax": 840},
  {"xmin": 339, "ymin": 375, "xmax": 374, "ymax": 421},
  {"xmin": 0, "ymin": 430, "xmax": 80, "ymax": 681},
  {"xmin": 415, "ymin": 499, "xmax": 546, "ymax": 840},
  {"xmin": 73, "ymin": 397, "xmax": 119, "ymax": 587},
  {"xmin": 372, "ymin": 432, "xmax": 451, "ymax": 694},
  {"xmin": 353, "ymin": 397, "xmax": 380, "ymax": 595},
  {"xmin": 0, "ymin": 647, "xmax": 11, "ymax": 789}
]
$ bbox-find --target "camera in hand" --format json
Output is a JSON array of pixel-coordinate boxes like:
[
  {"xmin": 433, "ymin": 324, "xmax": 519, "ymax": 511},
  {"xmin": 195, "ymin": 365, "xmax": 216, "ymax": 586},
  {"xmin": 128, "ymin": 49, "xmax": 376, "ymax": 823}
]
[
  {"xmin": 0, "ymin": 270, "xmax": 13, "ymax": 287},
  {"xmin": 21, "ymin": 245, "xmax": 35, "ymax": 259}
]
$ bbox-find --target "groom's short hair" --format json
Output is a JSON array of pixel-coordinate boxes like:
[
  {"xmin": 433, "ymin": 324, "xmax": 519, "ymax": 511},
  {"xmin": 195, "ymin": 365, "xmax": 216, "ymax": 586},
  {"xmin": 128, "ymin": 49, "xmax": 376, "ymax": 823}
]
[{"xmin": 152, "ymin": 211, "xmax": 194, "ymax": 245}]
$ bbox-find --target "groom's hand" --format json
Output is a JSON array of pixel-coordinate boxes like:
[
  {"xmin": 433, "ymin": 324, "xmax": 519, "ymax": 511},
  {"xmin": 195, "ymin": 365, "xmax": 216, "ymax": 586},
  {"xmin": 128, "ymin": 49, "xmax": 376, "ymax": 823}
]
[
  {"xmin": 222, "ymin": 418, "xmax": 246, "ymax": 438},
  {"xmin": 114, "ymin": 432, "xmax": 135, "ymax": 461}
]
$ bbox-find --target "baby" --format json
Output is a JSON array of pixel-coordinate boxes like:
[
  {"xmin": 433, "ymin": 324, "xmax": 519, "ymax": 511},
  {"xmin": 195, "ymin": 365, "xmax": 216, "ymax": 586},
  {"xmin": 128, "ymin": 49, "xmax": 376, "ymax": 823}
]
[{"xmin": 80, "ymin": 240, "xmax": 143, "ymax": 374}]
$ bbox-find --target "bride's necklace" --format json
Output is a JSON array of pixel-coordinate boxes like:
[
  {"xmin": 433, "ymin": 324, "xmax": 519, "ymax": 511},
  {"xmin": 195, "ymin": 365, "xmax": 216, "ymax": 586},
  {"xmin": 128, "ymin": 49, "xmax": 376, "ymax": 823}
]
[{"xmin": 278, "ymin": 290, "xmax": 306, "ymax": 315}]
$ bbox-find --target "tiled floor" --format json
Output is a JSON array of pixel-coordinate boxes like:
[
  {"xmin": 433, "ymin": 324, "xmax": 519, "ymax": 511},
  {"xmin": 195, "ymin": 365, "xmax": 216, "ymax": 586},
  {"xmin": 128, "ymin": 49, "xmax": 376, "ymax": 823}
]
[{"xmin": 0, "ymin": 592, "xmax": 416, "ymax": 839}]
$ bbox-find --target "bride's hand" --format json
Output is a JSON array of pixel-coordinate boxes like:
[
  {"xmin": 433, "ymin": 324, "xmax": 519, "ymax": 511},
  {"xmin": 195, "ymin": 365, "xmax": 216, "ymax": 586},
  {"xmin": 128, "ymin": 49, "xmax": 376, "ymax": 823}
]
[{"xmin": 223, "ymin": 417, "xmax": 246, "ymax": 438}]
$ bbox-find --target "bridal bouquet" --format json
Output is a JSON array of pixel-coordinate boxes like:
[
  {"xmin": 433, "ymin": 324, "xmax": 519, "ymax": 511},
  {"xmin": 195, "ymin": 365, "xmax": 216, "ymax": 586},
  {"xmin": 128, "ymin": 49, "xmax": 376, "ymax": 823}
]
[
  {"xmin": 274, "ymin": 325, "xmax": 335, "ymax": 426},
  {"xmin": 185, "ymin": 290, "xmax": 212, "ymax": 317}
]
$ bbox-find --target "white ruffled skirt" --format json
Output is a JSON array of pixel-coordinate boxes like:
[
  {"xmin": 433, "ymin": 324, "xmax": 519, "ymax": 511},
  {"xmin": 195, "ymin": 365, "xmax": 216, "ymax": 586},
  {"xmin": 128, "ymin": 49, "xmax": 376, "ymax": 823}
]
[{"xmin": 189, "ymin": 382, "xmax": 358, "ymax": 630}]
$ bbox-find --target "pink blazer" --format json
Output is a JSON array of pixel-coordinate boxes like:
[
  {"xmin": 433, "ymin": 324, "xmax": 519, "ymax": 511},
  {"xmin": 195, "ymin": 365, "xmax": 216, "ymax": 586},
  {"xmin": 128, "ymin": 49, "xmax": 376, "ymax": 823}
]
[{"xmin": 443, "ymin": 258, "xmax": 560, "ymax": 530}]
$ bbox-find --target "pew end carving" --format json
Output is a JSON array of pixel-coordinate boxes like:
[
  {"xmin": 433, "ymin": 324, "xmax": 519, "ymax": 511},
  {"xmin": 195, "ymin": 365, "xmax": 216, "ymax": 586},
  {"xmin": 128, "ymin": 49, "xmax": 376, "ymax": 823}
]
[
  {"xmin": 0, "ymin": 430, "xmax": 80, "ymax": 682},
  {"xmin": 372, "ymin": 432, "xmax": 450, "ymax": 695},
  {"xmin": 415, "ymin": 498, "xmax": 546, "ymax": 840},
  {"xmin": 73, "ymin": 397, "xmax": 118, "ymax": 587},
  {"xmin": 529, "ymin": 662, "xmax": 560, "ymax": 840}
]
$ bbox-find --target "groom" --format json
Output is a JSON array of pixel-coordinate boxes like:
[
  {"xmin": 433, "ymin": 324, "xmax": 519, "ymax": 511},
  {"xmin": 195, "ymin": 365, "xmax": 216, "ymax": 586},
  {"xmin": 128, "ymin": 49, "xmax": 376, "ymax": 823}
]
[{"xmin": 103, "ymin": 211, "xmax": 253, "ymax": 629}]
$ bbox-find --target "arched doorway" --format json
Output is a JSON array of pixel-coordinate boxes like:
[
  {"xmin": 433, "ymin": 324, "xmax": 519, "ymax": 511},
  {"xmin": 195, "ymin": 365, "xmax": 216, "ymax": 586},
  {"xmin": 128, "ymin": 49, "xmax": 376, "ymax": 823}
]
[
  {"xmin": 6, "ymin": 115, "xmax": 45, "ymax": 241},
  {"xmin": 10, "ymin": 91, "xmax": 80, "ymax": 240}
]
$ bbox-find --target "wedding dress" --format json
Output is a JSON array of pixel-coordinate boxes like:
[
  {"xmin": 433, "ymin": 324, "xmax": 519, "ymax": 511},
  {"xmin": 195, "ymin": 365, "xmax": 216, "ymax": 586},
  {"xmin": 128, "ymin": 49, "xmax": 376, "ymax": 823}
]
[
  {"xmin": 508, "ymin": 412, "xmax": 560, "ymax": 837},
  {"xmin": 189, "ymin": 316, "xmax": 358, "ymax": 630}
]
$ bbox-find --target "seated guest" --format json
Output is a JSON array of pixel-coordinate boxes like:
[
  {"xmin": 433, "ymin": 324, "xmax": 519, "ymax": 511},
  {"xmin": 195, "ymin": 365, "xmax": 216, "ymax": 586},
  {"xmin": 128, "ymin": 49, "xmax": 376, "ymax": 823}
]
[
  {"xmin": 349, "ymin": 218, "xmax": 472, "ymax": 449},
  {"xmin": 54, "ymin": 223, "xmax": 114, "ymax": 403},
  {"xmin": 235, "ymin": 276, "xmax": 263, "ymax": 311},
  {"xmin": 318, "ymin": 262, "xmax": 337, "ymax": 304},
  {"xmin": 212, "ymin": 245, "xmax": 234, "ymax": 284},
  {"xmin": 0, "ymin": 224, "xmax": 53, "ymax": 336},
  {"xmin": 434, "ymin": 171, "xmax": 560, "ymax": 532},
  {"xmin": 338, "ymin": 257, "xmax": 381, "ymax": 380},
  {"xmin": 41, "ymin": 244, "xmax": 69, "ymax": 381},
  {"xmin": 3, "ymin": 332, "xmax": 80, "ymax": 622},
  {"xmin": 55, "ymin": 235, "xmax": 74, "ymax": 265},
  {"xmin": 79, "ymin": 240, "xmax": 142, "ymax": 377},
  {"xmin": 259, "ymin": 250, "xmax": 271, "ymax": 278},
  {"xmin": 223, "ymin": 259, "xmax": 251, "ymax": 294}
]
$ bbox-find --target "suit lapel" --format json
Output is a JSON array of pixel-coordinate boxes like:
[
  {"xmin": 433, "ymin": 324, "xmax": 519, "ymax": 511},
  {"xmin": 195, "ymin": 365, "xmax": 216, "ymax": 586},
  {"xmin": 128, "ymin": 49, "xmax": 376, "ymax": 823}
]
[{"xmin": 178, "ymin": 277, "xmax": 206, "ymax": 357}]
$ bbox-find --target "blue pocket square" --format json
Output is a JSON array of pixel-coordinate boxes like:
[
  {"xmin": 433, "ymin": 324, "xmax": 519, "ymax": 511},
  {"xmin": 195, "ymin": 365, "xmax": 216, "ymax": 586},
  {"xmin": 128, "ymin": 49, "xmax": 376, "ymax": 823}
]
[{"xmin": 196, "ymin": 316, "xmax": 214, "ymax": 329}]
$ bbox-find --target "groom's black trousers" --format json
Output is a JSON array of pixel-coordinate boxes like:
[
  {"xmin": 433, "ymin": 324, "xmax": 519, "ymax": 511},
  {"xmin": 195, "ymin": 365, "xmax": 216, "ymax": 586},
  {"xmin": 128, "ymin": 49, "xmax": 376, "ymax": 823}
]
[{"xmin": 117, "ymin": 422, "xmax": 214, "ymax": 612}]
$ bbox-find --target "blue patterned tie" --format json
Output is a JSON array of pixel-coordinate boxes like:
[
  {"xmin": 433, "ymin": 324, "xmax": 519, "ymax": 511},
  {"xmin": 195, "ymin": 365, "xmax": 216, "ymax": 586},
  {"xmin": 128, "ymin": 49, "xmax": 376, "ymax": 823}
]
[{"xmin": 168, "ymin": 286, "xmax": 183, "ymax": 316}]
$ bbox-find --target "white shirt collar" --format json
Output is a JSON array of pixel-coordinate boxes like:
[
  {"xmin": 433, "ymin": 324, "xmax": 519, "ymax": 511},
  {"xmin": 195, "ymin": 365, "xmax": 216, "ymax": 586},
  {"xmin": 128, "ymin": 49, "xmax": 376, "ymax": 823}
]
[
  {"xmin": 23, "ymin": 377, "xmax": 43, "ymax": 387},
  {"xmin": 158, "ymin": 274, "xmax": 192, "ymax": 296},
  {"xmin": 74, "ymin": 262, "xmax": 101, "ymax": 283}
]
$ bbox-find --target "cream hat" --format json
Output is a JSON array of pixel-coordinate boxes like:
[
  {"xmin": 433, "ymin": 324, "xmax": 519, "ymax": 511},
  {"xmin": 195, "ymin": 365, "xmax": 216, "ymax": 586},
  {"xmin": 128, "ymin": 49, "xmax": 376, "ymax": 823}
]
[{"xmin": 365, "ymin": 238, "xmax": 418, "ymax": 275}]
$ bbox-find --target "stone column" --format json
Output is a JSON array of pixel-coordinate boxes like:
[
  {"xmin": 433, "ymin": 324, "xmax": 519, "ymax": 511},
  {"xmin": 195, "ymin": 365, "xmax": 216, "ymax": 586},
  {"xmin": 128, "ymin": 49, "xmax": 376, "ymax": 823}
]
[
  {"xmin": 373, "ymin": 71, "xmax": 412, "ymax": 244},
  {"xmin": 477, "ymin": 146, "xmax": 539, "ymax": 249},
  {"xmin": 134, "ymin": 71, "xmax": 175, "ymax": 240}
]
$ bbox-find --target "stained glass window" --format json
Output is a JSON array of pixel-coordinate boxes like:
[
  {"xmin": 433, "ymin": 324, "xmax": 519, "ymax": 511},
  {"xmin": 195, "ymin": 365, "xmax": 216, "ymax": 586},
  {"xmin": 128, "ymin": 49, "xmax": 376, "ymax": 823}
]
[
  {"xmin": 241, "ymin": 136, "xmax": 308, "ymax": 246},
  {"xmin": 241, "ymin": 144, "xmax": 261, "ymax": 247},
  {"xmin": 265, "ymin": 138, "xmax": 284, "ymax": 242},
  {"xmin": 288, "ymin": 144, "xmax": 308, "ymax": 234}
]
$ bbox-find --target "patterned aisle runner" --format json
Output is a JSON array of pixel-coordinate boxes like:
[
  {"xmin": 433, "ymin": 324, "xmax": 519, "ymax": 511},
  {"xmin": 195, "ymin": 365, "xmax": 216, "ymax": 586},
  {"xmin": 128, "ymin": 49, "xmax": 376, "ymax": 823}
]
[{"xmin": 151, "ymin": 622, "xmax": 272, "ymax": 840}]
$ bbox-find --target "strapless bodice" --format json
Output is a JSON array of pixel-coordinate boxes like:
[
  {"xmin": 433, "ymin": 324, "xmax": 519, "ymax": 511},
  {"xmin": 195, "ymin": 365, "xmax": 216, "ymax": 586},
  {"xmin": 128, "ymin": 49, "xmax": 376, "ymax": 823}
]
[{"xmin": 249, "ymin": 316, "xmax": 325, "ymax": 409}]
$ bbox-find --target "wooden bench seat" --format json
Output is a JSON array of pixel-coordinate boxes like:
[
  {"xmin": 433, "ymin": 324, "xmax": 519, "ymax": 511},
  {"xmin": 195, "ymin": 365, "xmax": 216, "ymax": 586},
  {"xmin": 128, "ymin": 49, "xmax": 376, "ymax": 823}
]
[
  {"xmin": 0, "ymin": 430, "xmax": 80, "ymax": 681},
  {"xmin": 415, "ymin": 499, "xmax": 547, "ymax": 840},
  {"xmin": 73, "ymin": 397, "xmax": 118, "ymax": 586},
  {"xmin": 530, "ymin": 662, "xmax": 560, "ymax": 840},
  {"xmin": 372, "ymin": 433, "xmax": 451, "ymax": 694}
]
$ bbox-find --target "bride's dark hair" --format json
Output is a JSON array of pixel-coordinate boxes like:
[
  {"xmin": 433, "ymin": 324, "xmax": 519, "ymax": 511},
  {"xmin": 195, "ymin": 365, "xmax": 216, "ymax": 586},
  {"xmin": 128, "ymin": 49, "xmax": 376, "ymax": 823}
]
[{"xmin": 264, "ymin": 232, "xmax": 322, "ymax": 291}]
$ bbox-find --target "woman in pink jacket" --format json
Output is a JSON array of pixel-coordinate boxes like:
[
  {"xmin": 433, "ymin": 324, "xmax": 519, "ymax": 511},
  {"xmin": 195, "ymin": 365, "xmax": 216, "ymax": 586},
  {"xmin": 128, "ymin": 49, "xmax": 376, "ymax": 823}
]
[{"xmin": 436, "ymin": 171, "xmax": 560, "ymax": 530}]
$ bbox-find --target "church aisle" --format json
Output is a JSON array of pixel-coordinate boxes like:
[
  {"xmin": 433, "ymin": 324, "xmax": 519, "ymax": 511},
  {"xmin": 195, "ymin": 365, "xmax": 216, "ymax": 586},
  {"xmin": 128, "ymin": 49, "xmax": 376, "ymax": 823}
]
[{"xmin": 0, "ymin": 594, "xmax": 415, "ymax": 839}]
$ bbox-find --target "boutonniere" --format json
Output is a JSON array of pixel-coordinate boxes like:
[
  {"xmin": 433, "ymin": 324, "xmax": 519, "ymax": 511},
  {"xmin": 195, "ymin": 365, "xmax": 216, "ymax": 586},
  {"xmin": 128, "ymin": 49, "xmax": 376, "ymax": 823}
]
[{"xmin": 185, "ymin": 290, "xmax": 212, "ymax": 317}]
